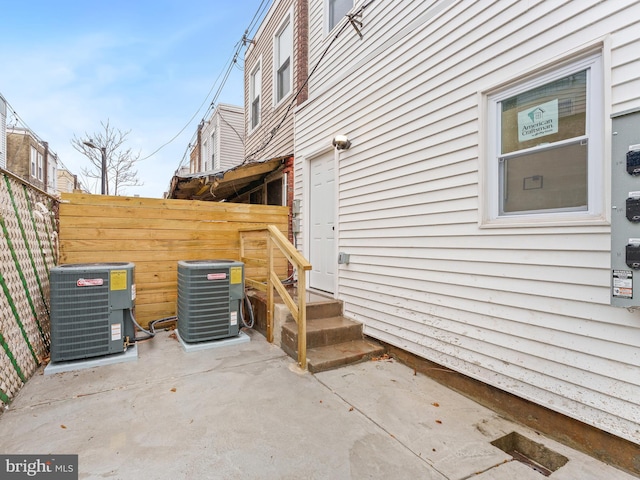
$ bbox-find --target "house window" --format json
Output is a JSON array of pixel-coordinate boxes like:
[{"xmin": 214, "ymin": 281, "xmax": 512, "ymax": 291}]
[
  {"xmin": 485, "ymin": 52, "xmax": 603, "ymax": 222},
  {"xmin": 37, "ymin": 151, "xmax": 43, "ymax": 181},
  {"xmin": 202, "ymin": 139, "xmax": 208, "ymax": 172},
  {"xmin": 250, "ymin": 62, "xmax": 261, "ymax": 130},
  {"xmin": 211, "ymin": 130, "xmax": 217, "ymax": 169},
  {"xmin": 275, "ymin": 16, "xmax": 292, "ymax": 103},
  {"xmin": 30, "ymin": 146, "xmax": 37, "ymax": 178},
  {"xmin": 328, "ymin": 0, "xmax": 353, "ymax": 31}
]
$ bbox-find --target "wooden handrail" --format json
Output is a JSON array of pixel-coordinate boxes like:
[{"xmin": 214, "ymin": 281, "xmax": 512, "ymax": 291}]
[{"xmin": 239, "ymin": 226, "xmax": 312, "ymax": 370}]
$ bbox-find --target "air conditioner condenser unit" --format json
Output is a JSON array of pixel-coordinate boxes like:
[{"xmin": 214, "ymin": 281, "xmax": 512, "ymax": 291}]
[
  {"xmin": 177, "ymin": 260, "xmax": 244, "ymax": 343},
  {"xmin": 50, "ymin": 262, "xmax": 136, "ymax": 362}
]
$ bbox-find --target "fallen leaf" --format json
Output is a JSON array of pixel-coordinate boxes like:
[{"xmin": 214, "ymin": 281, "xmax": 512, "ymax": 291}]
[
  {"xmin": 432, "ymin": 402, "xmax": 440, "ymax": 407},
  {"xmin": 170, "ymin": 388, "xmax": 176, "ymax": 393},
  {"xmin": 60, "ymin": 425, "xmax": 67, "ymax": 429},
  {"xmin": 371, "ymin": 353, "xmax": 393, "ymax": 362},
  {"xmin": 349, "ymin": 407, "xmax": 354, "ymax": 412},
  {"xmin": 413, "ymin": 368, "xmax": 417, "ymax": 376},
  {"xmin": 435, "ymin": 420, "xmax": 442, "ymax": 424}
]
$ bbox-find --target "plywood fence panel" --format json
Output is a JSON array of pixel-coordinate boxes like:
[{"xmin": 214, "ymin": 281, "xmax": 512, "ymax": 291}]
[{"xmin": 59, "ymin": 194, "xmax": 289, "ymax": 327}]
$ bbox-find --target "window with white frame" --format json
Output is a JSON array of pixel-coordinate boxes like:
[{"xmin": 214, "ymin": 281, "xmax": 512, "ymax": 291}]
[
  {"xmin": 202, "ymin": 139, "xmax": 208, "ymax": 171},
  {"xmin": 48, "ymin": 158, "xmax": 57, "ymax": 191},
  {"xmin": 211, "ymin": 130, "xmax": 217, "ymax": 169},
  {"xmin": 30, "ymin": 146, "xmax": 37, "ymax": 178},
  {"xmin": 275, "ymin": 16, "xmax": 292, "ymax": 104},
  {"xmin": 250, "ymin": 62, "xmax": 261, "ymax": 130},
  {"xmin": 37, "ymin": 151, "xmax": 43, "ymax": 181},
  {"xmin": 485, "ymin": 52, "xmax": 603, "ymax": 222},
  {"xmin": 328, "ymin": 0, "xmax": 353, "ymax": 31}
]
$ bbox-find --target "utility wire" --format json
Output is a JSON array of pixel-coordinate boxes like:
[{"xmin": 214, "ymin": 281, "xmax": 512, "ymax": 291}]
[
  {"xmin": 2, "ymin": 95, "xmax": 71, "ymax": 174},
  {"xmin": 244, "ymin": 0, "xmax": 377, "ymax": 162},
  {"xmin": 171, "ymin": 1, "xmax": 272, "ymax": 171}
]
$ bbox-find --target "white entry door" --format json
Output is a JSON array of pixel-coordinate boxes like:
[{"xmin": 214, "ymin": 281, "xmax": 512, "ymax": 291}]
[{"xmin": 309, "ymin": 151, "xmax": 336, "ymax": 293}]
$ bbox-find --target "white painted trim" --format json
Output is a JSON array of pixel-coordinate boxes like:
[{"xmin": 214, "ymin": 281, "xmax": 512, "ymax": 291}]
[
  {"xmin": 302, "ymin": 145, "xmax": 338, "ymax": 297},
  {"xmin": 248, "ymin": 56, "xmax": 263, "ymax": 134},
  {"xmin": 480, "ymin": 45, "xmax": 608, "ymax": 228},
  {"xmin": 273, "ymin": 6, "xmax": 295, "ymax": 108}
]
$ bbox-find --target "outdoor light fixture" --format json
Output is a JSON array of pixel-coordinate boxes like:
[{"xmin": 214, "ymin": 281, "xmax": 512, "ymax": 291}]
[
  {"xmin": 332, "ymin": 135, "xmax": 351, "ymax": 151},
  {"xmin": 83, "ymin": 140, "xmax": 107, "ymax": 195}
]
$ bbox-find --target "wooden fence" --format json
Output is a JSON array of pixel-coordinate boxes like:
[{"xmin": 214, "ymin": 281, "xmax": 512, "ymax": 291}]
[{"xmin": 59, "ymin": 193, "xmax": 289, "ymax": 327}]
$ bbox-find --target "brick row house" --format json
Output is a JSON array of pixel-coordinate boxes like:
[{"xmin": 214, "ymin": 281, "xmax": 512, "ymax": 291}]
[{"xmin": 6, "ymin": 126, "xmax": 57, "ymax": 195}]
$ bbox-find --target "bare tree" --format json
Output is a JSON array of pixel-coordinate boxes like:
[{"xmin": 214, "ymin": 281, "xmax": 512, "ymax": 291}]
[{"xmin": 72, "ymin": 120, "xmax": 143, "ymax": 195}]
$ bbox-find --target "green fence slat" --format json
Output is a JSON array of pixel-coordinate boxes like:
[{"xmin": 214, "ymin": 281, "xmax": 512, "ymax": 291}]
[{"xmin": 4, "ymin": 177, "xmax": 47, "ymax": 343}]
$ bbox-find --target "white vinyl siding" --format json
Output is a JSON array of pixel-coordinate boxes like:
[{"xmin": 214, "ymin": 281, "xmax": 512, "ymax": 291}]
[
  {"xmin": 244, "ymin": 0, "xmax": 299, "ymax": 161},
  {"xmin": 217, "ymin": 104, "xmax": 245, "ymax": 170},
  {"xmin": 295, "ymin": 0, "xmax": 640, "ymax": 443},
  {"xmin": 199, "ymin": 104, "xmax": 245, "ymax": 172}
]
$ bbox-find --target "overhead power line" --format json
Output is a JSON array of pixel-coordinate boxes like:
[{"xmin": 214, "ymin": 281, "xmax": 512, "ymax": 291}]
[
  {"xmin": 244, "ymin": 0, "xmax": 377, "ymax": 162},
  {"xmin": 162, "ymin": 1, "xmax": 273, "ymax": 171}
]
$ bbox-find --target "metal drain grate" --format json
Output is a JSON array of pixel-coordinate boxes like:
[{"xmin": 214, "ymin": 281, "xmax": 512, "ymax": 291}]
[{"xmin": 491, "ymin": 432, "xmax": 568, "ymax": 476}]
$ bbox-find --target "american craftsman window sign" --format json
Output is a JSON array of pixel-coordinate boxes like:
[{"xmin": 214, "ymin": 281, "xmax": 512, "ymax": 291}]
[{"xmin": 518, "ymin": 99, "xmax": 559, "ymax": 142}]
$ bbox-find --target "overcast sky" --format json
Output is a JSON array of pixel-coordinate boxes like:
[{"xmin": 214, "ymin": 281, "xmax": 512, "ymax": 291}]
[{"xmin": 2, "ymin": 0, "xmax": 269, "ymax": 197}]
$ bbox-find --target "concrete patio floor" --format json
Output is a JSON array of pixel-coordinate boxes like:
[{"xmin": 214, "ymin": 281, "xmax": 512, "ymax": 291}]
[{"xmin": 0, "ymin": 328, "xmax": 636, "ymax": 480}]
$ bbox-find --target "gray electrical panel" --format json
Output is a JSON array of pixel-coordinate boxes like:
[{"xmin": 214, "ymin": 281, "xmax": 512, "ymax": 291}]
[{"xmin": 611, "ymin": 109, "xmax": 640, "ymax": 307}]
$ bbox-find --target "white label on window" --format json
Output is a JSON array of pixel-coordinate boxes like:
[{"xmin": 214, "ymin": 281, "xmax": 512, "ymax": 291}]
[
  {"xmin": 230, "ymin": 312, "xmax": 238, "ymax": 326},
  {"xmin": 518, "ymin": 99, "xmax": 559, "ymax": 142},
  {"xmin": 629, "ymin": 144, "xmax": 640, "ymax": 151},
  {"xmin": 111, "ymin": 323, "xmax": 122, "ymax": 341}
]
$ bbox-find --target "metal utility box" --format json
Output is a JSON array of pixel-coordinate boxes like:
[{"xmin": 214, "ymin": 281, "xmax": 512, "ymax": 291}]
[
  {"xmin": 611, "ymin": 109, "xmax": 640, "ymax": 306},
  {"xmin": 50, "ymin": 262, "xmax": 136, "ymax": 362},
  {"xmin": 177, "ymin": 260, "xmax": 244, "ymax": 342}
]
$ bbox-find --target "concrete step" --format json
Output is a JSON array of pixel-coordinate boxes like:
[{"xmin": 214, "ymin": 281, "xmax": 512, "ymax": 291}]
[
  {"xmin": 282, "ymin": 316, "xmax": 363, "ymax": 352},
  {"xmin": 285, "ymin": 298, "xmax": 343, "ymax": 321},
  {"xmin": 305, "ymin": 339, "xmax": 386, "ymax": 373}
]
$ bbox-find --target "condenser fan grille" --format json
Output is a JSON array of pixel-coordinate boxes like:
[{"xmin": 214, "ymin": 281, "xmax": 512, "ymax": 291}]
[
  {"xmin": 179, "ymin": 273, "xmax": 230, "ymax": 339},
  {"xmin": 177, "ymin": 260, "xmax": 243, "ymax": 343},
  {"xmin": 49, "ymin": 262, "xmax": 135, "ymax": 363},
  {"xmin": 50, "ymin": 272, "xmax": 111, "ymax": 361}
]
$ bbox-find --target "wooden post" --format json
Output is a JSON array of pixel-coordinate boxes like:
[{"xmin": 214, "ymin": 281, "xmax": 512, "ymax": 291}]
[
  {"xmin": 297, "ymin": 267, "xmax": 307, "ymax": 369},
  {"xmin": 266, "ymin": 233, "xmax": 274, "ymax": 343},
  {"xmin": 239, "ymin": 231, "xmax": 245, "ymax": 262}
]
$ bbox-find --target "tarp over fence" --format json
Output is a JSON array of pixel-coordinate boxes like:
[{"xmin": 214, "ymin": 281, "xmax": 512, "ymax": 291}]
[{"xmin": 0, "ymin": 169, "xmax": 57, "ymax": 407}]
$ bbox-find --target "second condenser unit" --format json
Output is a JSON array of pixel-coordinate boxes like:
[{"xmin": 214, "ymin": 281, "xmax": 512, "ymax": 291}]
[{"xmin": 177, "ymin": 260, "xmax": 244, "ymax": 342}]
